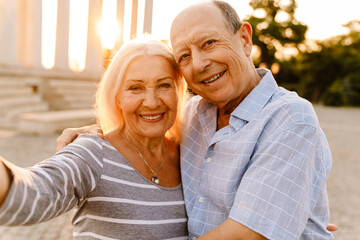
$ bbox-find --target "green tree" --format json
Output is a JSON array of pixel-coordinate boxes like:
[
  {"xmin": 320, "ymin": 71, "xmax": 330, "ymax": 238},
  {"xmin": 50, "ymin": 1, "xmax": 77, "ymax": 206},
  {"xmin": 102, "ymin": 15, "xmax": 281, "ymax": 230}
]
[
  {"xmin": 296, "ymin": 20, "xmax": 360, "ymax": 106},
  {"xmin": 244, "ymin": 0, "xmax": 307, "ymax": 67}
]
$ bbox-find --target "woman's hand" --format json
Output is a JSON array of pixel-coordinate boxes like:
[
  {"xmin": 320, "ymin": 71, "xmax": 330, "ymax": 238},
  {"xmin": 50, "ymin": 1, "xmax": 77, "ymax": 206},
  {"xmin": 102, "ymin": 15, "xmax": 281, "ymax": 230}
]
[{"xmin": 56, "ymin": 125, "xmax": 104, "ymax": 152}]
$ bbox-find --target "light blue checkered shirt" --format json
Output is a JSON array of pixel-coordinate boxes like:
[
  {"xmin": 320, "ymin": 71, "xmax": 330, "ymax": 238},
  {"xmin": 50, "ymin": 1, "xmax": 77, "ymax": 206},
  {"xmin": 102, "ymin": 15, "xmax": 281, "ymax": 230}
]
[{"xmin": 181, "ymin": 69, "xmax": 333, "ymax": 239}]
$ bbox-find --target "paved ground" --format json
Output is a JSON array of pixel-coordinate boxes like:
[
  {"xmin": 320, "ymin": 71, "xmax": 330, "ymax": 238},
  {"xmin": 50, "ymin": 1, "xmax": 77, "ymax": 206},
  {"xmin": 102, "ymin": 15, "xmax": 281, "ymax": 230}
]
[{"xmin": 0, "ymin": 105, "xmax": 359, "ymax": 239}]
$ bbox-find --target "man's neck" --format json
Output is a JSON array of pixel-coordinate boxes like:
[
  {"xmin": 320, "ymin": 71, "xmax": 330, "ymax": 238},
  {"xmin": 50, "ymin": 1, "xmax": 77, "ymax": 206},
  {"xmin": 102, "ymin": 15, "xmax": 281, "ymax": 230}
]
[{"xmin": 217, "ymin": 110, "xmax": 231, "ymax": 130}]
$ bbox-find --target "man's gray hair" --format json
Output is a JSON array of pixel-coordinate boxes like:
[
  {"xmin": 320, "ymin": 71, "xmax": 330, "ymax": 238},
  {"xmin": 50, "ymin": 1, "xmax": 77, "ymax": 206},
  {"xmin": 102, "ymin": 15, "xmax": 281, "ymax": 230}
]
[{"xmin": 213, "ymin": 0, "xmax": 242, "ymax": 34}]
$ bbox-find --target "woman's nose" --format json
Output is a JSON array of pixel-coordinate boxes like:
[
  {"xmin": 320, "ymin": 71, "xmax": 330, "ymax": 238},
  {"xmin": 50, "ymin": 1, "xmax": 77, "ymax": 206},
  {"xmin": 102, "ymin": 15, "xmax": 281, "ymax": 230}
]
[{"xmin": 142, "ymin": 88, "xmax": 160, "ymax": 108}]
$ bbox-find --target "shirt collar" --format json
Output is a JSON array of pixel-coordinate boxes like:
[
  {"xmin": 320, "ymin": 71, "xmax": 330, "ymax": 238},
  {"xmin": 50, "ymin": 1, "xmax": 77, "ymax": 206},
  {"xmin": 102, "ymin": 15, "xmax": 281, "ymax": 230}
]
[
  {"xmin": 196, "ymin": 69, "xmax": 278, "ymax": 131},
  {"xmin": 231, "ymin": 68, "xmax": 278, "ymax": 124}
]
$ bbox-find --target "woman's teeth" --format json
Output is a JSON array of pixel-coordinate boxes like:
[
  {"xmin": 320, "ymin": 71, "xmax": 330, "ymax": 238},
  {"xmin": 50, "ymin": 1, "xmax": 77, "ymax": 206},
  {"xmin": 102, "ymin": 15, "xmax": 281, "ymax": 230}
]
[{"xmin": 141, "ymin": 114, "xmax": 162, "ymax": 120}]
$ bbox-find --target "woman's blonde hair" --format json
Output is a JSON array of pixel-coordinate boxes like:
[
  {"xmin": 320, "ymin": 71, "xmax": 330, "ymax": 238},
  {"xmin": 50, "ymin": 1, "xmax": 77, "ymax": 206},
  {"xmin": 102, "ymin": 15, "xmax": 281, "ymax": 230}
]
[{"xmin": 95, "ymin": 36, "xmax": 186, "ymax": 143}]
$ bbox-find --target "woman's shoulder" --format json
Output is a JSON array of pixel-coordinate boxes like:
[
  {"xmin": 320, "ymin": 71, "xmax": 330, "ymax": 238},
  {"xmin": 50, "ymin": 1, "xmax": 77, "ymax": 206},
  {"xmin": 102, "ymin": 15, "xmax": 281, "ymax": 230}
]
[{"xmin": 73, "ymin": 134, "xmax": 105, "ymax": 149}]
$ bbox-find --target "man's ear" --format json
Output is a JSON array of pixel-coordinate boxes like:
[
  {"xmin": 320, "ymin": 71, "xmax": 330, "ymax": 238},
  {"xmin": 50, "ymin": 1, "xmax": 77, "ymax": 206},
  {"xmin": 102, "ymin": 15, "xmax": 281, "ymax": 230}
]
[{"xmin": 238, "ymin": 22, "xmax": 253, "ymax": 57}]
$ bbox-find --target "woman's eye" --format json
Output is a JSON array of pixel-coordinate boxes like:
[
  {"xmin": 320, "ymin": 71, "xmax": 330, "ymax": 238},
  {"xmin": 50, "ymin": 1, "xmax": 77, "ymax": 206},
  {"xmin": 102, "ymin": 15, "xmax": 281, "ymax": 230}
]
[
  {"xmin": 159, "ymin": 83, "xmax": 171, "ymax": 88},
  {"xmin": 129, "ymin": 86, "xmax": 142, "ymax": 91}
]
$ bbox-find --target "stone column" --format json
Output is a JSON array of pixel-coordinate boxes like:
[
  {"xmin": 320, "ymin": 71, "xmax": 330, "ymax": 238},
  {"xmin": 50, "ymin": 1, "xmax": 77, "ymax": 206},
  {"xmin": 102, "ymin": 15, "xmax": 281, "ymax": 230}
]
[
  {"xmin": 0, "ymin": 0, "xmax": 19, "ymax": 66},
  {"xmin": 115, "ymin": 0, "xmax": 125, "ymax": 50},
  {"xmin": 54, "ymin": 0, "xmax": 70, "ymax": 70},
  {"xmin": 85, "ymin": 0, "xmax": 104, "ymax": 76},
  {"xmin": 143, "ymin": 0, "xmax": 153, "ymax": 34},
  {"xmin": 130, "ymin": 0, "xmax": 138, "ymax": 39},
  {"xmin": 17, "ymin": 0, "xmax": 42, "ymax": 69}
]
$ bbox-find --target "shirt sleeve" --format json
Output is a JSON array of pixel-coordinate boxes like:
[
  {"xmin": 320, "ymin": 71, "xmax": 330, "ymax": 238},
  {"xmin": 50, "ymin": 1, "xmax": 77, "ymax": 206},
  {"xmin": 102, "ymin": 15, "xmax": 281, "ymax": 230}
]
[
  {"xmin": 229, "ymin": 124, "xmax": 331, "ymax": 239},
  {"xmin": 0, "ymin": 134, "xmax": 104, "ymax": 226}
]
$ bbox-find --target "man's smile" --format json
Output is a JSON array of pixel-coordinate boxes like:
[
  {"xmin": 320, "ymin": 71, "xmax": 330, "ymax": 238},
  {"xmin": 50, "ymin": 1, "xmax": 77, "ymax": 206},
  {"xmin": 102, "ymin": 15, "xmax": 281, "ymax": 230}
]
[{"xmin": 202, "ymin": 70, "xmax": 226, "ymax": 84}]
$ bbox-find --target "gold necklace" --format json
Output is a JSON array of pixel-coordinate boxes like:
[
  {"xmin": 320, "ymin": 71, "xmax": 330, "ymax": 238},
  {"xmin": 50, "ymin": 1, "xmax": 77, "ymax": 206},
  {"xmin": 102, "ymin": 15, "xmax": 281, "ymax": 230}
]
[{"xmin": 120, "ymin": 131, "xmax": 167, "ymax": 185}]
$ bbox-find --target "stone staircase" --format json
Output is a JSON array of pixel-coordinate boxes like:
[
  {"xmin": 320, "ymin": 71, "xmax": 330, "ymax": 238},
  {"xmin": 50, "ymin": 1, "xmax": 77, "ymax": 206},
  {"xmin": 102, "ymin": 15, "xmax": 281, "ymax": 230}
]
[
  {"xmin": 18, "ymin": 78, "xmax": 98, "ymax": 134},
  {"xmin": 0, "ymin": 77, "xmax": 48, "ymax": 128},
  {"xmin": 45, "ymin": 79, "xmax": 98, "ymax": 110},
  {"xmin": 0, "ymin": 77, "xmax": 99, "ymax": 134}
]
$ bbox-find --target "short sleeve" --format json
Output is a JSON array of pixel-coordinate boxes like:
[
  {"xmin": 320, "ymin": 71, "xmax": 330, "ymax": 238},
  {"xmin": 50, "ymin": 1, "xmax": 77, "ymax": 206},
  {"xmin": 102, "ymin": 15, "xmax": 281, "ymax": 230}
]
[{"xmin": 229, "ymin": 125, "xmax": 330, "ymax": 239}]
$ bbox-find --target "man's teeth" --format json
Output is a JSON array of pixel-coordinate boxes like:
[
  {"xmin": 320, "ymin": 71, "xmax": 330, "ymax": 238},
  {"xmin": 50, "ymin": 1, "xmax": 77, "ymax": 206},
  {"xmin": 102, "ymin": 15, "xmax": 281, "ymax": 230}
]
[
  {"xmin": 142, "ymin": 114, "xmax": 162, "ymax": 120},
  {"xmin": 204, "ymin": 72, "xmax": 223, "ymax": 84}
]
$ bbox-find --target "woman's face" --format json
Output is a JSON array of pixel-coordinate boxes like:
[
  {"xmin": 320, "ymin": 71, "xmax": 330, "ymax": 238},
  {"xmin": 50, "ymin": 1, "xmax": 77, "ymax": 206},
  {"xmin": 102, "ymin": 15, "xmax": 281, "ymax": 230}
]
[{"xmin": 118, "ymin": 55, "xmax": 178, "ymax": 139}]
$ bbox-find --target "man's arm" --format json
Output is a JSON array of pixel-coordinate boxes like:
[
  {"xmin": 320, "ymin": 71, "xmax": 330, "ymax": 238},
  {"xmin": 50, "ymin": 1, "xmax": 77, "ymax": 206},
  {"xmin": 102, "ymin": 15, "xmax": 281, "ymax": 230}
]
[
  {"xmin": 0, "ymin": 157, "xmax": 13, "ymax": 207},
  {"xmin": 56, "ymin": 124, "xmax": 104, "ymax": 152},
  {"xmin": 199, "ymin": 217, "xmax": 337, "ymax": 239},
  {"xmin": 198, "ymin": 218, "xmax": 268, "ymax": 240}
]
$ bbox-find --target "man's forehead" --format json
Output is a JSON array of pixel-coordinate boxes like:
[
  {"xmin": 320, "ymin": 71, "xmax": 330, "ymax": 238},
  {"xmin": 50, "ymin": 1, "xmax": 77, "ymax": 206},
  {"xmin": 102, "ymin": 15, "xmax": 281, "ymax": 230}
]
[
  {"xmin": 170, "ymin": 2, "xmax": 223, "ymax": 41},
  {"xmin": 172, "ymin": 1, "xmax": 217, "ymax": 24}
]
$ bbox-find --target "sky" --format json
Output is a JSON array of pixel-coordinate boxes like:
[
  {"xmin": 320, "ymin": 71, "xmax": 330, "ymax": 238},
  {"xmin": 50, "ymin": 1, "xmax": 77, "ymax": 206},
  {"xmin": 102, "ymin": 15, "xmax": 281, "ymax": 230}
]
[{"xmin": 152, "ymin": 0, "xmax": 360, "ymax": 41}]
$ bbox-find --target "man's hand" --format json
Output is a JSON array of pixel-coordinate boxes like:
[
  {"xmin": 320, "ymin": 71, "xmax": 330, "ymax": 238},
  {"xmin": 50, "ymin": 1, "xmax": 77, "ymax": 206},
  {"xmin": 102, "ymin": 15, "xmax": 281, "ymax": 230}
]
[
  {"xmin": 56, "ymin": 125, "xmax": 104, "ymax": 152},
  {"xmin": 326, "ymin": 223, "xmax": 338, "ymax": 232},
  {"xmin": 198, "ymin": 218, "xmax": 268, "ymax": 240}
]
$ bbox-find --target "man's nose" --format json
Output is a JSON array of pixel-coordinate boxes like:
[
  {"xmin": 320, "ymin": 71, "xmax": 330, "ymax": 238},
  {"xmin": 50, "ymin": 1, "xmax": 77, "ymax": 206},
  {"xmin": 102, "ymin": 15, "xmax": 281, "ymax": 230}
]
[{"xmin": 192, "ymin": 50, "xmax": 211, "ymax": 73}]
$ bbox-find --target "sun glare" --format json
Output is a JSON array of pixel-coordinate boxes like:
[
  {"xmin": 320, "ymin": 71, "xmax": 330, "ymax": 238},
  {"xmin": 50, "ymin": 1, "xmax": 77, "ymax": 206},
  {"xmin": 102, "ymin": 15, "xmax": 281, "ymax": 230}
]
[
  {"xmin": 99, "ymin": 0, "xmax": 118, "ymax": 49},
  {"xmin": 41, "ymin": 0, "xmax": 58, "ymax": 69},
  {"xmin": 68, "ymin": 0, "xmax": 89, "ymax": 72}
]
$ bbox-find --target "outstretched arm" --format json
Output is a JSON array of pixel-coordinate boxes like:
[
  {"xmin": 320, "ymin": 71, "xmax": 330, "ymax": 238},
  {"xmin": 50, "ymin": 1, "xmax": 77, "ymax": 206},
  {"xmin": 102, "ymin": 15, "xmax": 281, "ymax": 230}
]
[
  {"xmin": 56, "ymin": 124, "xmax": 104, "ymax": 152},
  {"xmin": 0, "ymin": 135, "xmax": 103, "ymax": 226},
  {"xmin": 0, "ymin": 157, "xmax": 12, "ymax": 207}
]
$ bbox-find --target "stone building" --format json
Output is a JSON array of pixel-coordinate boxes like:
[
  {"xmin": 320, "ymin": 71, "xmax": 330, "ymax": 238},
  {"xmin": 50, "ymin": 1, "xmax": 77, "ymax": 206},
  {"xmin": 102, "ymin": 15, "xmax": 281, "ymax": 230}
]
[{"xmin": 0, "ymin": 0, "xmax": 153, "ymax": 134}]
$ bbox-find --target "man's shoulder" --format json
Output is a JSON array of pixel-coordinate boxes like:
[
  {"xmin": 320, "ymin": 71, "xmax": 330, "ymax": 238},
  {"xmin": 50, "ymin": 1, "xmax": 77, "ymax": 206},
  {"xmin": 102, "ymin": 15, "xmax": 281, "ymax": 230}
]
[
  {"xmin": 184, "ymin": 95, "xmax": 203, "ymax": 118},
  {"xmin": 266, "ymin": 88, "xmax": 319, "ymax": 127}
]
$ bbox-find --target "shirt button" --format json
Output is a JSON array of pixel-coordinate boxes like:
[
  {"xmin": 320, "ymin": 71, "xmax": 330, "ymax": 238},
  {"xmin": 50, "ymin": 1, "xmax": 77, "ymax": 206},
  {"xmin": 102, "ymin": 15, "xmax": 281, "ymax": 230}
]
[
  {"xmin": 206, "ymin": 157, "xmax": 212, "ymax": 162},
  {"xmin": 199, "ymin": 197, "xmax": 204, "ymax": 203}
]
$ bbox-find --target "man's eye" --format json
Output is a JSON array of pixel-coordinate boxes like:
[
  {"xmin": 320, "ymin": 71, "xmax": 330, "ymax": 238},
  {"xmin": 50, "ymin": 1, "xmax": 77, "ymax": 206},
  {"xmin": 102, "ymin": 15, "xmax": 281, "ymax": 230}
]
[
  {"xmin": 204, "ymin": 40, "xmax": 215, "ymax": 47},
  {"xmin": 179, "ymin": 54, "xmax": 190, "ymax": 63}
]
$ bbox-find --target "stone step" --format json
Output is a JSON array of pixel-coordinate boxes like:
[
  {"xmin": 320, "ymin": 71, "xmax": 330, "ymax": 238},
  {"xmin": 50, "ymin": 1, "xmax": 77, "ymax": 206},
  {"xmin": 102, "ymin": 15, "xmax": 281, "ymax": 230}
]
[
  {"xmin": 0, "ymin": 102, "xmax": 49, "ymax": 118},
  {"xmin": 49, "ymin": 79, "xmax": 98, "ymax": 89},
  {"xmin": 0, "ymin": 95, "xmax": 42, "ymax": 108},
  {"xmin": 0, "ymin": 87, "xmax": 34, "ymax": 97},
  {"xmin": 52, "ymin": 94, "xmax": 95, "ymax": 102},
  {"xmin": 0, "ymin": 77, "xmax": 26, "ymax": 86},
  {"xmin": 50, "ymin": 101, "xmax": 94, "ymax": 110},
  {"xmin": 17, "ymin": 109, "xmax": 96, "ymax": 135},
  {"xmin": 0, "ymin": 103, "xmax": 49, "ymax": 128},
  {"xmin": 52, "ymin": 88, "xmax": 96, "ymax": 95}
]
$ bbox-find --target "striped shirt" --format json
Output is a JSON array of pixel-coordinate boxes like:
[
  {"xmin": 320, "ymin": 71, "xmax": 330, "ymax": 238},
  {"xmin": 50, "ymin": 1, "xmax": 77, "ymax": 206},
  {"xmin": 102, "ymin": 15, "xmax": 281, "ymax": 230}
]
[
  {"xmin": 0, "ymin": 135, "xmax": 188, "ymax": 240},
  {"xmin": 181, "ymin": 69, "xmax": 333, "ymax": 239}
]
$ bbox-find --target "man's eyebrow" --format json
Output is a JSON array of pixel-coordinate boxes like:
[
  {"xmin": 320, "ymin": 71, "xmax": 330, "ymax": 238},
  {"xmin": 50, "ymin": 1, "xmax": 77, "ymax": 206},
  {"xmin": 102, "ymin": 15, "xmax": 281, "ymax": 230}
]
[{"xmin": 174, "ymin": 33, "xmax": 218, "ymax": 52}]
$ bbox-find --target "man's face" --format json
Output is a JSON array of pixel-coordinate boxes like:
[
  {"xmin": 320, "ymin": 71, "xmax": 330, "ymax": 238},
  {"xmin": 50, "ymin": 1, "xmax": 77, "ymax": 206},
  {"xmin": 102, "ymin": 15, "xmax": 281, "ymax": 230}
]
[{"xmin": 170, "ymin": 2, "xmax": 254, "ymax": 110}]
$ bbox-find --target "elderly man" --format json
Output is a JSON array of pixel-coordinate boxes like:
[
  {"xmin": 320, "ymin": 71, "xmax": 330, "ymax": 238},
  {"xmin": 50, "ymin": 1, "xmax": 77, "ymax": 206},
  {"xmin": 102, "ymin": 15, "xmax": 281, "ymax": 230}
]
[
  {"xmin": 57, "ymin": 1, "xmax": 334, "ymax": 239},
  {"xmin": 169, "ymin": 1, "xmax": 333, "ymax": 239}
]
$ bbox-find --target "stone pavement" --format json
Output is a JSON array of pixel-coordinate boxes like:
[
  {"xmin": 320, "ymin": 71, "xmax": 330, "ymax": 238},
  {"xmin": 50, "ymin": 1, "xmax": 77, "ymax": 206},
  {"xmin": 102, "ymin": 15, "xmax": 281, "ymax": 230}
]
[{"xmin": 0, "ymin": 105, "xmax": 359, "ymax": 239}]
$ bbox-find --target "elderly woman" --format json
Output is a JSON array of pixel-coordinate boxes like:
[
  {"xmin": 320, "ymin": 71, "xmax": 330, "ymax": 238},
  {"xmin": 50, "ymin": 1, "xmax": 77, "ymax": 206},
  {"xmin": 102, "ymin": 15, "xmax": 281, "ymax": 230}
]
[{"xmin": 0, "ymin": 37, "xmax": 188, "ymax": 239}]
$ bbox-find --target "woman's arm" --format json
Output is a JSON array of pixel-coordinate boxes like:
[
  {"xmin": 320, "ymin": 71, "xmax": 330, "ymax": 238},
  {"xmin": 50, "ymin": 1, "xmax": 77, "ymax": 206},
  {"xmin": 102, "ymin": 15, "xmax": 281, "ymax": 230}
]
[
  {"xmin": 0, "ymin": 135, "xmax": 103, "ymax": 226},
  {"xmin": 0, "ymin": 157, "xmax": 13, "ymax": 207}
]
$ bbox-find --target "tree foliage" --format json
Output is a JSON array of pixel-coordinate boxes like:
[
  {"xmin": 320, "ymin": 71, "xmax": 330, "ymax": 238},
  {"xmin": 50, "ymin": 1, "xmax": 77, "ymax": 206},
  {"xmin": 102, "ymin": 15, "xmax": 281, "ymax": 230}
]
[
  {"xmin": 297, "ymin": 20, "xmax": 360, "ymax": 106},
  {"xmin": 244, "ymin": 0, "xmax": 307, "ymax": 67},
  {"xmin": 244, "ymin": 0, "xmax": 360, "ymax": 106}
]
